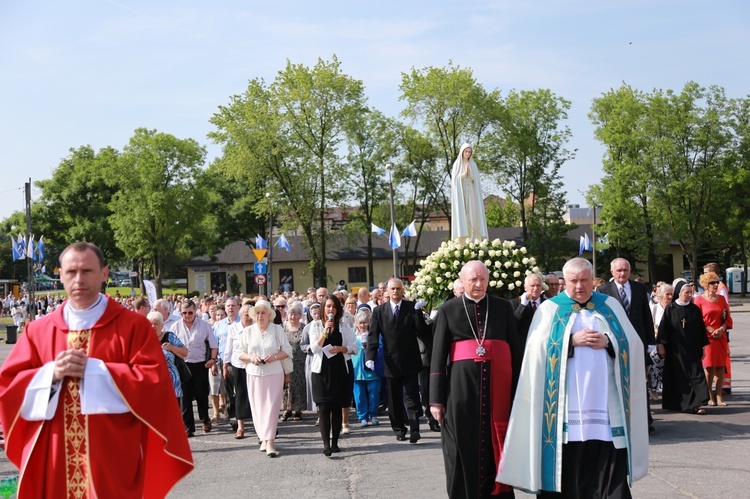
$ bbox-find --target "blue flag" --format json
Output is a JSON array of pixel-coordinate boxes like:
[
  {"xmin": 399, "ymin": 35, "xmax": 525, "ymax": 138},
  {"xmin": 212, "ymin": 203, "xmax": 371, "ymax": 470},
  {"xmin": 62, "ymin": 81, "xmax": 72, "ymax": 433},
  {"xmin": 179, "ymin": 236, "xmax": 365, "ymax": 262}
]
[
  {"xmin": 277, "ymin": 234, "xmax": 292, "ymax": 252},
  {"xmin": 37, "ymin": 235, "xmax": 45, "ymax": 261},
  {"xmin": 402, "ymin": 220, "xmax": 417, "ymax": 237},
  {"xmin": 256, "ymin": 234, "xmax": 267, "ymax": 249},
  {"xmin": 371, "ymin": 223, "xmax": 386, "ymax": 236},
  {"xmin": 389, "ymin": 223, "xmax": 401, "ymax": 250},
  {"xmin": 10, "ymin": 235, "xmax": 22, "ymax": 261}
]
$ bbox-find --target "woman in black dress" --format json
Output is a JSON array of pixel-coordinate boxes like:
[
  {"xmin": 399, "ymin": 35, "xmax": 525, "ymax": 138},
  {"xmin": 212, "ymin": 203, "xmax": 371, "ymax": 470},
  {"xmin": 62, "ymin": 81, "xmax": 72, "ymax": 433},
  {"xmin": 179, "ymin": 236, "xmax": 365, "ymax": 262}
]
[
  {"xmin": 657, "ymin": 280, "xmax": 710, "ymax": 414},
  {"xmin": 309, "ymin": 295, "xmax": 356, "ymax": 456}
]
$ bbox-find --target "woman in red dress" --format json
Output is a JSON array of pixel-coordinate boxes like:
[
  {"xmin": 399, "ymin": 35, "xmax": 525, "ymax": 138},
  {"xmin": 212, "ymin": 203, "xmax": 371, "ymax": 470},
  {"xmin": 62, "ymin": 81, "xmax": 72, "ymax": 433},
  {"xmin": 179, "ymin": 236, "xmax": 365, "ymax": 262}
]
[{"xmin": 694, "ymin": 272, "xmax": 732, "ymax": 406}]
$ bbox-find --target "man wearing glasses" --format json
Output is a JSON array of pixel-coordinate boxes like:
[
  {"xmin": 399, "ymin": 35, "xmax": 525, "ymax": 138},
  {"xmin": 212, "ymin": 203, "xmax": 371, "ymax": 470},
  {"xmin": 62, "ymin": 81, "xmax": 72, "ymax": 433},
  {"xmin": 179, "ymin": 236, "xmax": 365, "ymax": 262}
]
[
  {"xmin": 543, "ymin": 274, "xmax": 561, "ymax": 298},
  {"xmin": 170, "ymin": 300, "xmax": 219, "ymax": 436}
]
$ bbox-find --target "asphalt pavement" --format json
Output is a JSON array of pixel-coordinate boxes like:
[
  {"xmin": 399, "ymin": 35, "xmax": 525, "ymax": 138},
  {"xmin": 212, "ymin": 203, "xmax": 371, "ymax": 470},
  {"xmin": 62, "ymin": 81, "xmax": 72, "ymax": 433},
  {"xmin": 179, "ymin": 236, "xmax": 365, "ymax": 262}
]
[{"xmin": 1, "ymin": 304, "xmax": 749, "ymax": 498}]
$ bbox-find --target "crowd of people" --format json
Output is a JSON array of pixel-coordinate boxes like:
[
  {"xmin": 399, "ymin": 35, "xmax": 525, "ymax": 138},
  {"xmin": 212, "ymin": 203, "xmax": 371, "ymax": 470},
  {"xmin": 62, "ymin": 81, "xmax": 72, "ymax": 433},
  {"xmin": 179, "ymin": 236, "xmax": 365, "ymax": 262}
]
[
  {"xmin": 98, "ymin": 280, "xmax": 419, "ymax": 459},
  {"xmin": 0, "ymin": 240, "xmax": 739, "ymax": 497}
]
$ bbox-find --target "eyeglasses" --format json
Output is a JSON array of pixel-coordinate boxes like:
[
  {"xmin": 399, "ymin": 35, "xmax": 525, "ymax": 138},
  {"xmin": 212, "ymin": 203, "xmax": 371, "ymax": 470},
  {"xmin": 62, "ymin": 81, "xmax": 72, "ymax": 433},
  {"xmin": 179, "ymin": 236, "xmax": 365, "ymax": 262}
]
[
  {"xmin": 708, "ymin": 281, "xmax": 720, "ymax": 286},
  {"xmin": 275, "ymin": 305, "xmax": 286, "ymax": 309},
  {"xmin": 182, "ymin": 311, "xmax": 195, "ymax": 315}
]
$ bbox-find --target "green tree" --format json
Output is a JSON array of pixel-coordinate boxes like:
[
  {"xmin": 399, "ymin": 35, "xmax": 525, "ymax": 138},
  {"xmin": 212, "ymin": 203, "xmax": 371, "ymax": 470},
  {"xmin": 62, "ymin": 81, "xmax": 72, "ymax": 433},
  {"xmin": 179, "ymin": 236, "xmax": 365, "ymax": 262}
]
[
  {"xmin": 210, "ymin": 56, "xmax": 367, "ymax": 287},
  {"xmin": 201, "ymin": 161, "xmax": 267, "ymax": 253},
  {"xmin": 719, "ymin": 95, "xmax": 750, "ymax": 294},
  {"xmin": 34, "ymin": 145, "xmax": 124, "ymax": 263},
  {"xmin": 651, "ymin": 82, "xmax": 731, "ymax": 277},
  {"xmin": 394, "ymin": 125, "xmax": 445, "ymax": 272},
  {"xmin": 400, "ymin": 62, "xmax": 499, "ymax": 172},
  {"xmin": 589, "ymin": 84, "xmax": 664, "ymax": 279},
  {"xmin": 343, "ymin": 109, "xmax": 397, "ymax": 286},
  {"xmin": 484, "ymin": 196, "xmax": 520, "ymax": 228},
  {"xmin": 527, "ymin": 177, "xmax": 576, "ymax": 272},
  {"xmin": 484, "ymin": 89, "xmax": 575, "ymax": 244},
  {"xmin": 109, "ymin": 128, "xmax": 208, "ymax": 297},
  {"xmin": 228, "ymin": 272, "xmax": 241, "ymax": 297},
  {"xmin": 399, "ymin": 62, "xmax": 501, "ymax": 233}
]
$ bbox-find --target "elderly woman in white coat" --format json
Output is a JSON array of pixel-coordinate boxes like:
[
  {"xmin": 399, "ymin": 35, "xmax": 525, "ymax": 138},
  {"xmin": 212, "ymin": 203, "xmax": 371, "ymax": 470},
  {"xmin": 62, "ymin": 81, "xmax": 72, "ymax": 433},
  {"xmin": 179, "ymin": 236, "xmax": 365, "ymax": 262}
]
[
  {"xmin": 237, "ymin": 300, "xmax": 293, "ymax": 458},
  {"xmin": 451, "ymin": 143, "xmax": 488, "ymax": 241}
]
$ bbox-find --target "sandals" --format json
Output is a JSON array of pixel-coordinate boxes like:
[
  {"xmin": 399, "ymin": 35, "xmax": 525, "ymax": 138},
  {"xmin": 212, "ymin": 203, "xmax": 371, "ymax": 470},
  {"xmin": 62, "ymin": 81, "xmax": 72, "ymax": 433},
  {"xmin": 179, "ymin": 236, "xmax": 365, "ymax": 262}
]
[
  {"xmin": 292, "ymin": 412, "xmax": 302, "ymax": 421},
  {"xmin": 694, "ymin": 407, "xmax": 706, "ymax": 415},
  {"xmin": 280, "ymin": 411, "xmax": 291, "ymax": 422},
  {"xmin": 234, "ymin": 429, "xmax": 245, "ymax": 439}
]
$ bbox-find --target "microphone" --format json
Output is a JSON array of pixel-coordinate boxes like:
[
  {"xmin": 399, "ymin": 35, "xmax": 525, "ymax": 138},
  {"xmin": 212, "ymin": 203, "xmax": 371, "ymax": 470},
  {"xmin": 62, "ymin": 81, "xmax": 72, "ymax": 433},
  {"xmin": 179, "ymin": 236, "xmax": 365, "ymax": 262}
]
[{"xmin": 326, "ymin": 313, "xmax": 334, "ymax": 336}]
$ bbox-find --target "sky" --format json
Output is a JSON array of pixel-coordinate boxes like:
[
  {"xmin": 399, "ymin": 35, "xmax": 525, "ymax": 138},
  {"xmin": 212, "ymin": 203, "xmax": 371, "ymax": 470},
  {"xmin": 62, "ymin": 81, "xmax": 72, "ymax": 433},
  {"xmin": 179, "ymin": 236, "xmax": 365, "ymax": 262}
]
[{"xmin": 1, "ymin": 0, "xmax": 748, "ymax": 225}]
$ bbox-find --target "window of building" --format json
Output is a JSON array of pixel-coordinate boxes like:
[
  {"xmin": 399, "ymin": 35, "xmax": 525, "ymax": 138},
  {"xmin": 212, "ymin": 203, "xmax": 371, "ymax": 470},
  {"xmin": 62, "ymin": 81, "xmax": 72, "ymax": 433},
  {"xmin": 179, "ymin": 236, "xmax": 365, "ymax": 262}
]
[{"xmin": 348, "ymin": 267, "xmax": 367, "ymax": 283}]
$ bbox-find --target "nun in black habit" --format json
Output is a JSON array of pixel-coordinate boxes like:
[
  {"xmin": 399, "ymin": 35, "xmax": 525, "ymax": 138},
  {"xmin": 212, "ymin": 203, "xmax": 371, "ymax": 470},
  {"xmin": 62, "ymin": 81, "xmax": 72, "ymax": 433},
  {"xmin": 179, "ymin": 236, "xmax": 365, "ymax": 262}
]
[{"xmin": 656, "ymin": 279, "xmax": 710, "ymax": 414}]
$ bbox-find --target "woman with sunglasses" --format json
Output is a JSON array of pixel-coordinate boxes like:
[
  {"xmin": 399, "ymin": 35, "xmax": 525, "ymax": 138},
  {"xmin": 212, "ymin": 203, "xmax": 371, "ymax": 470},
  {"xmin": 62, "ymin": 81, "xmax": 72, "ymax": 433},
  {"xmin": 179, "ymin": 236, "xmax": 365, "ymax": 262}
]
[{"xmin": 694, "ymin": 272, "xmax": 733, "ymax": 406}]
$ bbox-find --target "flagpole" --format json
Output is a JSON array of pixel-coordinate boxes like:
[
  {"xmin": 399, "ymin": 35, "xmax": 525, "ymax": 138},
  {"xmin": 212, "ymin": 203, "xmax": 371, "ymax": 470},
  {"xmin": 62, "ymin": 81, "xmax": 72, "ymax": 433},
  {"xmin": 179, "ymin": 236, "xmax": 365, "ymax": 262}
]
[
  {"xmin": 266, "ymin": 192, "xmax": 273, "ymax": 296},
  {"xmin": 592, "ymin": 206, "xmax": 597, "ymax": 277},
  {"xmin": 25, "ymin": 179, "xmax": 35, "ymax": 322},
  {"xmin": 386, "ymin": 164, "xmax": 398, "ymax": 279}
]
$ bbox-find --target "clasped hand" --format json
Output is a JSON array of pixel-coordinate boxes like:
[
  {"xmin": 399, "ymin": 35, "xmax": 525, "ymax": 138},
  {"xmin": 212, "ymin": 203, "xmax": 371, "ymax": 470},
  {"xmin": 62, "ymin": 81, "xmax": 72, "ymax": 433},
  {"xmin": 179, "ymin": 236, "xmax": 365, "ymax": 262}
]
[
  {"xmin": 571, "ymin": 328, "xmax": 608, "ymax": 349},
  {"xmin": 53, "ymin": 349, "xmax": 88, "ymax": 381}
]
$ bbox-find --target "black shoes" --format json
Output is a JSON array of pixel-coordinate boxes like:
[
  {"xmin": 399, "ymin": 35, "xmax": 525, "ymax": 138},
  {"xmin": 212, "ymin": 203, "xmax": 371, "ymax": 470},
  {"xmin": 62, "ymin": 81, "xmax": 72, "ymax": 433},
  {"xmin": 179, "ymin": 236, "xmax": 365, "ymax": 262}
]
[
  {"xmin": 409, "ymin": 431, "xmax": 421, "ymax": 444},
  {"xmin": 323, "ymin": 447, "xmax": 332, "ymax": 457},
  {"xmin": 395, "ymin": 429, "xmax": 407, "ymax": 441},
  {"xmin": 331, "ymin": 444, "xmax": 341, "ymax": 453},
  {"xmin": 428, "ymin": 420, "xmax": 441, "ymax": 432}
]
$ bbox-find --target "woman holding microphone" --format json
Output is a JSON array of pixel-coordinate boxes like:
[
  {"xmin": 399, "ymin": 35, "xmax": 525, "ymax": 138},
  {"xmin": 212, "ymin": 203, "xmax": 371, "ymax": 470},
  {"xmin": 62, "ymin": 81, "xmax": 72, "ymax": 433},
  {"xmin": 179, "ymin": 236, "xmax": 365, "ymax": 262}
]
[{"xmin": 309, "ymin": 295, "xmax": 356, "ymax": 456}]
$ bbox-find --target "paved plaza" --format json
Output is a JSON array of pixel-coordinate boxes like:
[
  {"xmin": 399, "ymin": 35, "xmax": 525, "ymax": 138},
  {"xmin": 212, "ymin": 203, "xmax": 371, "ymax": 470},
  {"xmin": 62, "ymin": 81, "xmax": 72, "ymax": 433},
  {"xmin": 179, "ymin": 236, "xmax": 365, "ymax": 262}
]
[{"xmin": 1, "ymin": 306, "xmax": 749, "ymax": 498}]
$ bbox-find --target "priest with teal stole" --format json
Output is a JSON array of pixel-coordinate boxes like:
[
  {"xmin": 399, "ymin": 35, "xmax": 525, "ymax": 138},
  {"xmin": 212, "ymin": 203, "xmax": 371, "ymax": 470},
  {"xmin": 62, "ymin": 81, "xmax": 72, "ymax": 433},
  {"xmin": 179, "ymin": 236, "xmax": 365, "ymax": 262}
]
[{"xmin": 497, "ymin": 258, "xmax": 649, "ymax": 498}]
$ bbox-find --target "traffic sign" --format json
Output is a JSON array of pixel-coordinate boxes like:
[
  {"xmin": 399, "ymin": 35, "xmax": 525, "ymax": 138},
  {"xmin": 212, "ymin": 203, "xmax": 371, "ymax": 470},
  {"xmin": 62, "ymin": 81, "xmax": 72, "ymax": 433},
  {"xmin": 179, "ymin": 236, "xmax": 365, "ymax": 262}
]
[
  {"xmin": 254, "ymin": 274, "xmax": 267, "ymax": 285},
  {"xmin": 252, "ymin": 249, "xmax": 267, "ymax": 261},
  {"xmin": 254, "ymin": 262, "xmax": 267, "ymax": 275}
]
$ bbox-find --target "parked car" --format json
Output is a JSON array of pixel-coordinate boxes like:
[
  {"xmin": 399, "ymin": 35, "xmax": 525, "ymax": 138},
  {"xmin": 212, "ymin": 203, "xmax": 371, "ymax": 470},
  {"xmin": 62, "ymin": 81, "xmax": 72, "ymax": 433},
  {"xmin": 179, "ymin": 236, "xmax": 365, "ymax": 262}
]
[{"xmin": 118, "ymin": 279, "xmax": 132, "ymax": 286}]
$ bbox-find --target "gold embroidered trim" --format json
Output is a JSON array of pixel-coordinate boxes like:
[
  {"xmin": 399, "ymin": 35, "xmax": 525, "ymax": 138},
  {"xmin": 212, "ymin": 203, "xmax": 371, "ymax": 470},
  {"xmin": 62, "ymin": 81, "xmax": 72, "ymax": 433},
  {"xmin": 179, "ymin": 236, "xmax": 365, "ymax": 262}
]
[{"xmin": 64, "ymin": 329, "xmax": 91, "ymax": 499}]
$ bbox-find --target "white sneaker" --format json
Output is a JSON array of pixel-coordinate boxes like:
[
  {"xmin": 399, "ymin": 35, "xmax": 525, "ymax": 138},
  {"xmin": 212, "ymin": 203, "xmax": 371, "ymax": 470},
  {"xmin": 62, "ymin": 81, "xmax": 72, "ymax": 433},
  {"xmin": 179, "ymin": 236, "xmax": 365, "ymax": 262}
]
[{"xmin": 341, "ymin": 425, "xmax": 351, "ymax": 434}]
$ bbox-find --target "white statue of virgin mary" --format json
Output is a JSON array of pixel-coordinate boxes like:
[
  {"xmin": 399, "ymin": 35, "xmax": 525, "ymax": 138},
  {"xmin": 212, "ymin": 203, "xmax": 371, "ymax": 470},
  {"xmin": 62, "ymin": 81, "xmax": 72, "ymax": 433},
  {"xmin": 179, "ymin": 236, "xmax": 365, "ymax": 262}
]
[{"xmin": 451, "ymin": 143, "xmax": 488, "ymax": 240}]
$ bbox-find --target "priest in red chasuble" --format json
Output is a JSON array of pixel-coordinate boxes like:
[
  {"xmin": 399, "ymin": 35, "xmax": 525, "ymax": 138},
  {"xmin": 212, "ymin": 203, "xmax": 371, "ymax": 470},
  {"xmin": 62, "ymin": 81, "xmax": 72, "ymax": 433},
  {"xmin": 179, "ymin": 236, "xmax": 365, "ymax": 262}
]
[{"xmin": 0, "ymin": 242, "xmax": 193, "ymax": 498}]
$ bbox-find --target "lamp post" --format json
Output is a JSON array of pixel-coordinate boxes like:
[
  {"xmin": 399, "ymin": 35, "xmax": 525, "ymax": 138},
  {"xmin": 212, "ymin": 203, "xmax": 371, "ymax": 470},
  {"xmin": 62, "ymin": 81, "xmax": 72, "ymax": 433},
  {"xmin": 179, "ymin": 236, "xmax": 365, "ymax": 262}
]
[
  {"xmin": 266, "ymin": 192, "xmax": 273, "ymax": 296},
  {"xmin": 386, "ymin": 164, "xmax": 398, "ymax": 279}
]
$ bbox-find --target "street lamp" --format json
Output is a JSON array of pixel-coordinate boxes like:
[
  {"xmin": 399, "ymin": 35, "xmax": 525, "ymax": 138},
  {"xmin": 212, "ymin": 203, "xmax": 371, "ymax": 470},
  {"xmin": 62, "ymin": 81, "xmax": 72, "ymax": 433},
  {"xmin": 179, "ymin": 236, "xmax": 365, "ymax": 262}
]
[
  {"xmin": 266, "ymin": 192, "xmax": 273, "ymax": 296},
  {"xmin": 386, "ymin": 164, "xmax": 398, "ymax": 279}
]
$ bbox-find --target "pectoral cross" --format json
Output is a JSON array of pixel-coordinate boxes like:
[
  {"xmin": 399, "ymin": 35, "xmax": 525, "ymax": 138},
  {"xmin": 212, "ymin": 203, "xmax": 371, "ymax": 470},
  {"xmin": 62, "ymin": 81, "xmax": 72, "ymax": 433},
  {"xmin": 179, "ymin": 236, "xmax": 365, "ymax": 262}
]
[{"xmin": 681, "ymin": 318, "xmax": 686, "ymax": 329}]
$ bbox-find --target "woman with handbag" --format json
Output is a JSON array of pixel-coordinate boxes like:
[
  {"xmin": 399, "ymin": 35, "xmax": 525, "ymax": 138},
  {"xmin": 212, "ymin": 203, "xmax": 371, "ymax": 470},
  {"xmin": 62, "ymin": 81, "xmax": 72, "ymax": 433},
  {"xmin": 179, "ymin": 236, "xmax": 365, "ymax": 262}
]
[
  {"xmin": 238, "ymin": 300, "xmax": 293, "ymax": 458},
  {"xmin": 149, "ymin": 311, "xmax": 189, "ymax": 407}
]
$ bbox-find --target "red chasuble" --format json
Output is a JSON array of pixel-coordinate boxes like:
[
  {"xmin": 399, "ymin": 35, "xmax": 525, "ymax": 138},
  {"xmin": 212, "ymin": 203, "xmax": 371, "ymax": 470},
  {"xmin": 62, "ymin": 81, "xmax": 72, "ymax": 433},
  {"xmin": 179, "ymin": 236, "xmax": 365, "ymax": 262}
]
[{"xmin": 0, "ymin": 297, "xmax": 194, "ymax": 498}]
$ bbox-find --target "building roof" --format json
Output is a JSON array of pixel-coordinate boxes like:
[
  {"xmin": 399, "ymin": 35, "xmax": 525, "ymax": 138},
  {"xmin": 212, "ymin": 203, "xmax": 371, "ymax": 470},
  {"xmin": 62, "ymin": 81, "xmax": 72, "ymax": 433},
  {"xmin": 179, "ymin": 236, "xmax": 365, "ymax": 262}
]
[{"xmin": 181, "ymin": 226, "xmax": 543, "ymax": 267}]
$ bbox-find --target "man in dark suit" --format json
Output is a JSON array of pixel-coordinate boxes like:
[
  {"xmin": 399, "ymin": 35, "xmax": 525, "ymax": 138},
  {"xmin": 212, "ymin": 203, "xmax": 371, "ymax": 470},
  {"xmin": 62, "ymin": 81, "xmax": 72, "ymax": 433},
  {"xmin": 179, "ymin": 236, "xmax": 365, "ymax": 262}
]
[
  {"xmin": 367, "ymin": 278, "xmax": 429, "ymax": 443},
  {"xmin": 597, "ymin": 257, "xmax": 656, "ymax": 431},
  {"xmin": 509, "ymin": 273, "xmax": 545, "ymax": 348}
]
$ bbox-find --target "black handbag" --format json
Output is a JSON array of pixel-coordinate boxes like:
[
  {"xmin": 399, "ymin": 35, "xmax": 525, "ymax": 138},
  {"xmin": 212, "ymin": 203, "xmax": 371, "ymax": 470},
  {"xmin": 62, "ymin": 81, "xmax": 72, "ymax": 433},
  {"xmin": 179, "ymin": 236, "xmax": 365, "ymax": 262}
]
[{"xmin": 174, "ymin": 355, "xmax": 192, "ymax": 384}]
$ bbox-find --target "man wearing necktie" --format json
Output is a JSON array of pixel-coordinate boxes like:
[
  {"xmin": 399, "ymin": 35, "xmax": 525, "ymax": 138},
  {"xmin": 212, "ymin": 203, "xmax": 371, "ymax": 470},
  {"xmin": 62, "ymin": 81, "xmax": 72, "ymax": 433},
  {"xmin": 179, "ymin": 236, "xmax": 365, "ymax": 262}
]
[
  {"xmin": 510, "ymin": 273, "xmax": 546, "ymax": 350},
  {"xmin": 597, "ymin": 257, "xmax": 656, "ymax": 432},
  {"xmin": 367, "ymin": 278, "xmax": 430, "ymax": 443}
]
